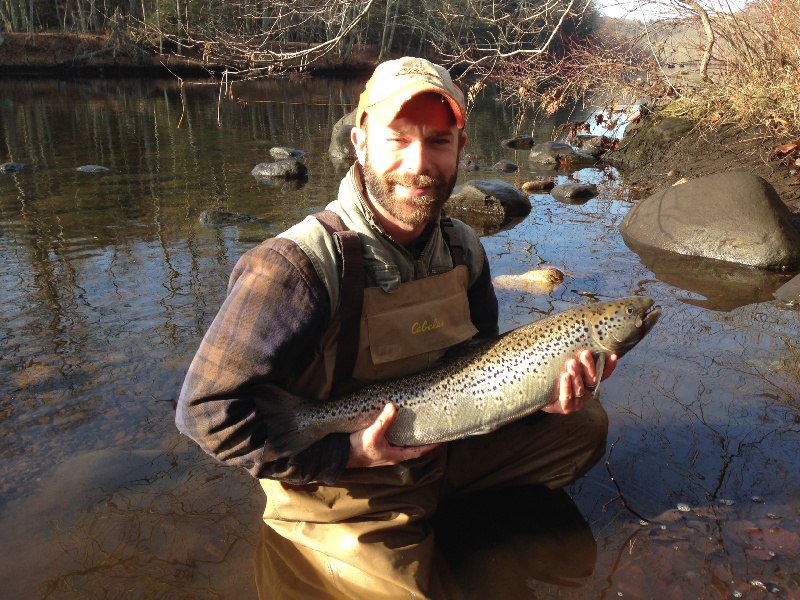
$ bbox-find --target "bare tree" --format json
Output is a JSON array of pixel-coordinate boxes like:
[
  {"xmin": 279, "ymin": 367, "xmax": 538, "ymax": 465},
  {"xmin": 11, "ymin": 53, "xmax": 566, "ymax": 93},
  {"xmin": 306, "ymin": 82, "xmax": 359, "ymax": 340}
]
[{"xmin": 137, "ymin": 0, "xmax": 379, "ymax": 74}]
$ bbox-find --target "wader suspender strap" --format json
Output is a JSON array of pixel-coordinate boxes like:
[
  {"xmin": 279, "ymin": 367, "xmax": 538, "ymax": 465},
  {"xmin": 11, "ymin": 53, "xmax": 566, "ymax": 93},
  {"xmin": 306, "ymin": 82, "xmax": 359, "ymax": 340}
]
[
  {"xmin": 313, "ymin": 210, "xmax": 364, "ymax": 388},
  {"xmin": 440, "ymin": 216, "xmax": 466, "ymax": 267}
]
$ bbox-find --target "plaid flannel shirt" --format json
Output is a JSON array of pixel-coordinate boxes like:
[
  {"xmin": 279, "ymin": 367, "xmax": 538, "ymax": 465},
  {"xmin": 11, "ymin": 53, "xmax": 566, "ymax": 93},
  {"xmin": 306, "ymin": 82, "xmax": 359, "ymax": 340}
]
[{"xmin": 177, "ymin": 205, "xmax": 498, "ymax": 485}]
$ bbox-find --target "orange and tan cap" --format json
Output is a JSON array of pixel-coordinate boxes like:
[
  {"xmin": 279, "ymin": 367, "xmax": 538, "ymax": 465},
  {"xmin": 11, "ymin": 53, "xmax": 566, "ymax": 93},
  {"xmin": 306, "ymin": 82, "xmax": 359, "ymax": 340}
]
[{"xmin": 356, "ymin": 57, "xmax": 466, "ymax": 129}]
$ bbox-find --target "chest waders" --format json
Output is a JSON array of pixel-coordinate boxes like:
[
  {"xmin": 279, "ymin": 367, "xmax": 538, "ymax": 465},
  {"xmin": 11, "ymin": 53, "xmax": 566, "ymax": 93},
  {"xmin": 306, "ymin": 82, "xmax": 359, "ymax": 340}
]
[{"xmin": 255, "ymin": 212, "xmax": 609, "ymax": 599}]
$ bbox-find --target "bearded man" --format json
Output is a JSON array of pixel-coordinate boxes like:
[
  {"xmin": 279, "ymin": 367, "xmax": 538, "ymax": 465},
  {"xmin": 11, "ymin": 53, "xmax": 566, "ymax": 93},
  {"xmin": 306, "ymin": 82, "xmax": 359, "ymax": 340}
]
[{"xmin": 177, "ymin": 56, "xmax": 615, "ymax": 599}]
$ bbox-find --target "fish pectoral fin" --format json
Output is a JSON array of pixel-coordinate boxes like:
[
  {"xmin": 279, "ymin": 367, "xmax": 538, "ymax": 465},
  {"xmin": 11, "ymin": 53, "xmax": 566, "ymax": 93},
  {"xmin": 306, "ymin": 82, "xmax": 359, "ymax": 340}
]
[{"xmin": 590, "ymin": 353, "xmax": 605, "ymax": 401}]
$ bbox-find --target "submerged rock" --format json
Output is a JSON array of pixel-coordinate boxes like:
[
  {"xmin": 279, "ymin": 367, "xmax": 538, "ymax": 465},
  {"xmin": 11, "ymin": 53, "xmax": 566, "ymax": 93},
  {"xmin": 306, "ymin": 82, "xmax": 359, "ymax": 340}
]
[
  {"xmin": 521, "ymin": 179, "xmax": 556, "ymax": 193},
  {"xmin": 493, "ymin": 268, "xmax": 565, "ymax": 293},
  {"xmin": 459, "ymin": 159, "xmax": 480, "ymax": 172},
  {"xmin": 76, "ymin": 165, "xmax": 110, "ymax": 173},
  {"xmin": 270, "ymin": 146, "xmax": 305, "ymax": 160},
  {"xmin": 551, "ymin": 183, "xmax": 599, "ymax": 204},
  {"xmin": 493, "ymin": 159, "xmax": 519, "ymax": 173},
  {"xmin": 501, "ymin": 135, "xmax": 535, "ymax": 150},
  {"xmin": 773, "ymin": 272, "xmax": 800, "ymax": 305},
  {"xmin": 529, "ymin": 141, "xmax": 596, "ymax": 167},
  {"xmin": 199, "ymin": 209, "xmax": 261, "ymax": 227},
  {"xmin": 251, "ymin": 158, "xmax": 308, "ymax": 181},
  {"xmin": 1, "ymin": 162, "xmax": 25, "ymax": 173}
]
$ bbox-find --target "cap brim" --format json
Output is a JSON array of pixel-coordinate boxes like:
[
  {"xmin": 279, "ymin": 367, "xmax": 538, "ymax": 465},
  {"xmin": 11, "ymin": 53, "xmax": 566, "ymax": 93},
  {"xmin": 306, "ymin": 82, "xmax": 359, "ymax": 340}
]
[{"xmin": 364, "ymin": 83, "xmax": 465, "ymax": 129}]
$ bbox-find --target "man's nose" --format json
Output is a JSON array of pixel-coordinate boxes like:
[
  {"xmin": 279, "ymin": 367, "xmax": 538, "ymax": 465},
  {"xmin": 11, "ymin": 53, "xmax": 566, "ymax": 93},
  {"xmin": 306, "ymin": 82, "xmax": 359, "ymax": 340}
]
[{"xmin": 401, "ymin": 140, "xmax": 428, "ymax": 174}]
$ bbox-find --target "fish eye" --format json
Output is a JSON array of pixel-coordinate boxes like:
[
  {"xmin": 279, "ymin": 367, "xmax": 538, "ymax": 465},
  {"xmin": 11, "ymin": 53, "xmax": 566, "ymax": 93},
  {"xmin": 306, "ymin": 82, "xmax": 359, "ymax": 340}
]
[{"xmin": 626, "ymin": 307, "xmax": 634, "ymax": 315}]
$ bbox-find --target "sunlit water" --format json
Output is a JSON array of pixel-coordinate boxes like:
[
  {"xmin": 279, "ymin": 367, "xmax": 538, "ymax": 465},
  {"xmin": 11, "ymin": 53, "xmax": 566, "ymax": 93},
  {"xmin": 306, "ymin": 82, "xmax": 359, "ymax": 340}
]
[{"xmin": 1, "ymin": 77, "xmax": 798, "ymax": 598}]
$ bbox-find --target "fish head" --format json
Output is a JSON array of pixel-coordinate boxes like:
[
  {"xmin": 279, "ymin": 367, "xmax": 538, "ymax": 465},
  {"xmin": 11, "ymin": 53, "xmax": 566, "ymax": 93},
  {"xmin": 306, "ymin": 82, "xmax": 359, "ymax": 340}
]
[{"xmin": 588, "ymin": 296, "xmax": 661, "ymax": 356}]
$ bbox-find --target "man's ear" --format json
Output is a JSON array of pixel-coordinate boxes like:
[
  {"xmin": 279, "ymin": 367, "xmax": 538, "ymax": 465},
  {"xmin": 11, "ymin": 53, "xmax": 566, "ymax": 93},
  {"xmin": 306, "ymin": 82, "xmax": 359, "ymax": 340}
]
[
  {"xmin": 351, "ymin": 126, "xmax": 367, "ymax": 165},
  {"xmin": 459, "ymin": 131, "xmax": 468, "ymax": 151}
]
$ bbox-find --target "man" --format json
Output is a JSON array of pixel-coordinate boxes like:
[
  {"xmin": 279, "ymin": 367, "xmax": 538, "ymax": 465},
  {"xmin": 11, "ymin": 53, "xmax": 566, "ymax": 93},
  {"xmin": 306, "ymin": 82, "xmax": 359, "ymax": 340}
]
[{"xmin": 177, "ymin": 56, "xmax": 616, "ymax": 598}]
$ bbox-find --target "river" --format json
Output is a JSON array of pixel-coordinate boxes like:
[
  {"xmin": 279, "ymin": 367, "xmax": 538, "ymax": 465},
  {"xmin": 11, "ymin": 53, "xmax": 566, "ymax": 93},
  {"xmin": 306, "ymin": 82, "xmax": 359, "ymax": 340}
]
[{"xmin": 1, "ymin": 76, "xmax": 798, "ymax": 598}]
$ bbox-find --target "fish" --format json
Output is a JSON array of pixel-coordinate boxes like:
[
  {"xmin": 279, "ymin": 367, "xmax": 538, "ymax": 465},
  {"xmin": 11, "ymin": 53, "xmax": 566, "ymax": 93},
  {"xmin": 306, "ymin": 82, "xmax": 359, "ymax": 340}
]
[{"xmin": 258, "ymin": 296, "xmax": 661, "ymax": 460}]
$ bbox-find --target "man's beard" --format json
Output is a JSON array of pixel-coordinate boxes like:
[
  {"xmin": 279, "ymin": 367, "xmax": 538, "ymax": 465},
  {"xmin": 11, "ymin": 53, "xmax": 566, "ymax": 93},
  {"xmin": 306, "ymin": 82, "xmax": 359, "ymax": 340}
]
[{"xmin": 362, "ymin": 154, "xmax": 458, "ymax": 227}]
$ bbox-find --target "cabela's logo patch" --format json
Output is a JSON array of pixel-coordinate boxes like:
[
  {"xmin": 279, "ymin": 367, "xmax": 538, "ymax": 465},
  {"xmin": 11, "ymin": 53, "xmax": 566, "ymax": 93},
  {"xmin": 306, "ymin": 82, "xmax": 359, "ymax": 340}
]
[{"xmin": 411, "ymin": 318, "xmax": 445, "ymax": 334}]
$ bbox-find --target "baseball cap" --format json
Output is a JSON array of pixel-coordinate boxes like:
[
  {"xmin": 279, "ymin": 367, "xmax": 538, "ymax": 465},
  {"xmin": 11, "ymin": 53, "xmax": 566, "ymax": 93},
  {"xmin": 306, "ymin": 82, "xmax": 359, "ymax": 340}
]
[{"xmin": 356, "ymin": 57, "xmax": 466, "ymax": 129}]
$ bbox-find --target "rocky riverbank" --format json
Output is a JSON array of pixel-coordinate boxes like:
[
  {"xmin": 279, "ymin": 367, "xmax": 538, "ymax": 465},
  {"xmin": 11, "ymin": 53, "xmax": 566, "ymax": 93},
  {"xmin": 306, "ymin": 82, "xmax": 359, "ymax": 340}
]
[{"xmin": 605, "ymin": 113, "xmax": 800, "ymax": 213}]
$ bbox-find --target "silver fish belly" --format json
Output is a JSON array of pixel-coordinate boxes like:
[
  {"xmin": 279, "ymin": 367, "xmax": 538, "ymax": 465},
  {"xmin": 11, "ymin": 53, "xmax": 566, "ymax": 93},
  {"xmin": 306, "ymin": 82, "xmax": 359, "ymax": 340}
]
[{"xmin": 260, "ymin": 296, "xmax": 661, "ymax": 460}]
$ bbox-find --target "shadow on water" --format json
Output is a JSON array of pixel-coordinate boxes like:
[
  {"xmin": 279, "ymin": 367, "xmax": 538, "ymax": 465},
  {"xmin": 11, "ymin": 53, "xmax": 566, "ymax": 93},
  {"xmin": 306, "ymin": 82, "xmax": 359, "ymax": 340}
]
[
  {"xmin": 434, "ymin": 487, "xmax": 597, "ymax": 594},
  {"xmin": 622, "ymin": 234, "xmax": 792, "ymax": 312},
  {"xmin": 1, "ymin": 77, "xmax": 799, "ymax": 598}
]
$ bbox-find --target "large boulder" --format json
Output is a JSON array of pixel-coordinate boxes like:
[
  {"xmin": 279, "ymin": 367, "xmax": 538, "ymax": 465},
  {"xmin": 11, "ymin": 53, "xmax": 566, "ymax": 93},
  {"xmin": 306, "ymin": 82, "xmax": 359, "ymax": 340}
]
[
  {"xmin": 445, "ymin": 179, "xmax": 531, "ymax": 232},
  {"xmin": 329, "ymin": 110, "xmax": 356, "ymax": 165},
  {"xmin": 529, "ymin": 141, "xmax": 596, "ymax": 167},
  {"xmin": 620, "ymin": 171, "xmax": 800, "ymax": 270},
  {"xmin": 773, "ymin": 272, "xmax": 800, "ymax": 305}
]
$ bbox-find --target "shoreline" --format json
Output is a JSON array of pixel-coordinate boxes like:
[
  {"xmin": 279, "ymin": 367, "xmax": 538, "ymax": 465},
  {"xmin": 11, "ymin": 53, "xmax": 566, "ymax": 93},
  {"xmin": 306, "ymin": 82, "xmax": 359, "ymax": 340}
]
[
  {"xmin": 0, "ymin": 32, "xmax": 375, "ymax": 79},
  {"xmin": 2, "ymin": 31, "xmax": 798, "ymax": 212}
]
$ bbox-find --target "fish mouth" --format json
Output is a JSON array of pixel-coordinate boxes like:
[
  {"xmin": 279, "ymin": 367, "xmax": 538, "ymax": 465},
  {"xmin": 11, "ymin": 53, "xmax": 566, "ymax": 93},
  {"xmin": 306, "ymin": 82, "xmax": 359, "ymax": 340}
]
[
  {"xmin": 604, "ymin": 298, "xmax": 661, "ymax": 354},
  {"xmin": 640, "ymin": 303, "xmax": 662, "ymax": 336}
]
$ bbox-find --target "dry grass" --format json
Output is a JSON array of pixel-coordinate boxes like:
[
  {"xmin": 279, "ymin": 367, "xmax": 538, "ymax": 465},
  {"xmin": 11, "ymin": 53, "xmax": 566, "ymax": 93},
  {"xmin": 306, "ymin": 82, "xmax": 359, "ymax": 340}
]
[
  {"xmin": 659, "ymin": 0, "xmax": 800, "ymax": 135},
  {"xmin": 492, "ymin": 0, "xmax": 800, "ymax": 138}
]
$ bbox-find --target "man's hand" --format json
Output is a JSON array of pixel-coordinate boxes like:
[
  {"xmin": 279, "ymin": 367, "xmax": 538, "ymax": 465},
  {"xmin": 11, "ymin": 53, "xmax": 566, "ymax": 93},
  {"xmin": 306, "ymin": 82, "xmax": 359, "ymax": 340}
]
[
  {"xmin": 543, "ymin": 350, "xmax": 617, "ymax": 415},
  {"xmin": 347, "ymin": 403, "xmax": 441, "ymax": 469}
]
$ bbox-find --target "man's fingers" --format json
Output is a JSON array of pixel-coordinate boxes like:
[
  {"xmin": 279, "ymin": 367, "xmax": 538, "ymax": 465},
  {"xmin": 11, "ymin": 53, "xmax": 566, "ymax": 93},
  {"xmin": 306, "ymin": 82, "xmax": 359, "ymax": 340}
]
[
  {"xmin": 603, "ymin": 354, "xmax": 618, "ymax": 379},
  {"xmin": 577, "ymin": 350, "xmax": 597, "ymax": 387},
  {"xmin": 369, "ymin": 403, "xmax": 396, "ymax": 437},
  {"xmin": 567, "ymin": 357, "xmax": 586, "ymax": 397}
]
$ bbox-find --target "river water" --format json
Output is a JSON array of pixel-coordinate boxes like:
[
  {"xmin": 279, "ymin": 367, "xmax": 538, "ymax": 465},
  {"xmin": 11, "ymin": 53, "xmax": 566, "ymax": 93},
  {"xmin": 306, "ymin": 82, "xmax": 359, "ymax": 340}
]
[{"xmin": 1, "ymin": 77, "xmax": 798, "ymax": 599}]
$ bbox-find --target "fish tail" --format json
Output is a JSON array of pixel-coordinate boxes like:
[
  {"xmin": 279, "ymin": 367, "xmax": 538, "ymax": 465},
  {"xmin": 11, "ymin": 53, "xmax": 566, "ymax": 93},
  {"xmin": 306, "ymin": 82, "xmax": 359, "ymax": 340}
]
[{"xmin": 254, "ymin": 384, "xmax": 325, "ymax": 461}]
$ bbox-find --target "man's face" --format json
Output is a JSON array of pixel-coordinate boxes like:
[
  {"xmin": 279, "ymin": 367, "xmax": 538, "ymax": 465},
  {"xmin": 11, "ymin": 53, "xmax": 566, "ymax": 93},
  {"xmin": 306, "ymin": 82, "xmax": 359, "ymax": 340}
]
[{"xmin": 353, "ymin": 93, "xmax": 466, "ymax": 228}]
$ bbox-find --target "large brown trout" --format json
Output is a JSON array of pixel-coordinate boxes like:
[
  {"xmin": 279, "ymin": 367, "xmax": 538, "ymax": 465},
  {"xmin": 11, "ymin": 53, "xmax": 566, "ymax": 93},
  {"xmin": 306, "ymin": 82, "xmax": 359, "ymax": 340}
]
[{"xmin": 259, "ymin": 296, "xmax": 660, "ymax": 460}]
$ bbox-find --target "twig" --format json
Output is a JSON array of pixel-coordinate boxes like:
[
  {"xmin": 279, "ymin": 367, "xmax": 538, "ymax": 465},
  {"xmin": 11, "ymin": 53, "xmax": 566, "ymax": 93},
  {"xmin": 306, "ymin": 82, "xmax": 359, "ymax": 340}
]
[{"xmin": 605, "ymin": 435, "xmax": 650, "ymax": 524}]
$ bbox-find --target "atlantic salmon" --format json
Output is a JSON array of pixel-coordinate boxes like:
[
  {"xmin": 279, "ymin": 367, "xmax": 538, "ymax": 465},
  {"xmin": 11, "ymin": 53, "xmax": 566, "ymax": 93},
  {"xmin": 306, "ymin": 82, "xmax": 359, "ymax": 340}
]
[{"xmin": 258, "ymin": 296, "xmax": 660, "ymax": 460}]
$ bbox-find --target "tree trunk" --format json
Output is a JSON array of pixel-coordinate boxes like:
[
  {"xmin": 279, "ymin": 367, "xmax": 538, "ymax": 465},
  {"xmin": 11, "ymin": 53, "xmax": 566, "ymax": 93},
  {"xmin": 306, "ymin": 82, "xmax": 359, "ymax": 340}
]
[
  {"xmin": 680, "ymin": 0, "xmax": 715, "ymax": 81},
  {"xmin": 378, "ymin": 0, "xmax": 392, "ymax": 61}
]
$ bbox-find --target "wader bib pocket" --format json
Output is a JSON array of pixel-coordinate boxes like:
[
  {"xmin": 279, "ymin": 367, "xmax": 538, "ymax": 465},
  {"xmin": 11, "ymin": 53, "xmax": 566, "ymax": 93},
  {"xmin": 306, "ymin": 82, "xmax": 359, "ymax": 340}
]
[{"xmin": 354, "ymin": 265, "xmax": 477, "ymax": 381}]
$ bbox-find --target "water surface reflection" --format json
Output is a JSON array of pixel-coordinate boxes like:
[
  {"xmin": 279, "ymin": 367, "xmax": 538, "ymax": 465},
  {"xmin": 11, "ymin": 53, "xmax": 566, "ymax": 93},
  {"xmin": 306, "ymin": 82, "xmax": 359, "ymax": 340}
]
[{"xmin": 1, "ymin": 77, "xmax": 798, "ymax": 598}]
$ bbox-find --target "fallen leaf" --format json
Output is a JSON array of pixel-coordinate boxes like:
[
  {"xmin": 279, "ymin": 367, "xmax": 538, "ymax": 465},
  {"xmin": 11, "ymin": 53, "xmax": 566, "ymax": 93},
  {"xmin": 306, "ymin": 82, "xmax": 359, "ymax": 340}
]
[{"xmin": 771, "ymin": 141, "xmax": 800, "ymax": 159}]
